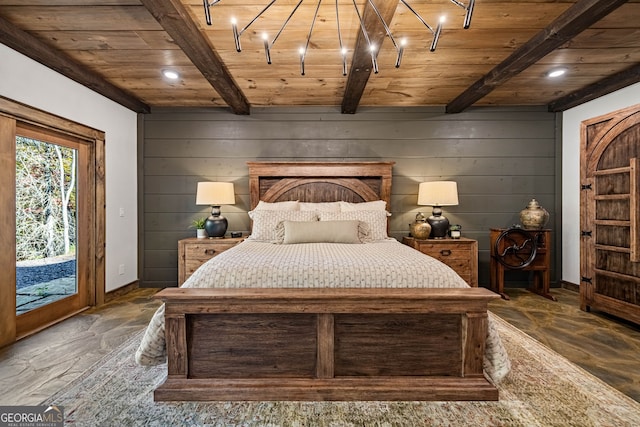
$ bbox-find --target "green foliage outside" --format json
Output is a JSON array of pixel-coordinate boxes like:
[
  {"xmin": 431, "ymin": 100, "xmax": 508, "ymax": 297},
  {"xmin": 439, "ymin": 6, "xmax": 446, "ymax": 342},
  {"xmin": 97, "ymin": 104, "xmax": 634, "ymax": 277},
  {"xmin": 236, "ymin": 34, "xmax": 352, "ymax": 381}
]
[{"xmin": 16, "ymin": 136, "xmax": 77, "ymax": 261}]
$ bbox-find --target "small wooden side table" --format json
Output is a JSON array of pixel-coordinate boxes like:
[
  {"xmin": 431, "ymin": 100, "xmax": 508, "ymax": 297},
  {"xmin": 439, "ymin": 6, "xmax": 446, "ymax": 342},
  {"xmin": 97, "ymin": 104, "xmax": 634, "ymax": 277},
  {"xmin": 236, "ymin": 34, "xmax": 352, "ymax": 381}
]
[
  {"xmin": 402, "ymin": 236, "xmax": 478, "ymax": 287},
  {"xmin": 489, "ymin": 228, "xmax": 555, "ymax": 301},
  {"xmin": 177, "ymin": 236, "xmax": 245, "ymax": 285}
]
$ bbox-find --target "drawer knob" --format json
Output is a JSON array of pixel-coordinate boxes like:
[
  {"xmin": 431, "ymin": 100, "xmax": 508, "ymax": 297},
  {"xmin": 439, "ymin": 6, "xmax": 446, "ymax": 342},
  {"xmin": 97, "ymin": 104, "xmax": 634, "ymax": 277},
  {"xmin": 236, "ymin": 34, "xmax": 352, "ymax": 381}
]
[
  {"xmin": 204, "ymin": 249, "xmax": 217, "ymax": 255},
  {"xmin": 440, "ymin": 249, "xmax": 452, "ymax": 256}
]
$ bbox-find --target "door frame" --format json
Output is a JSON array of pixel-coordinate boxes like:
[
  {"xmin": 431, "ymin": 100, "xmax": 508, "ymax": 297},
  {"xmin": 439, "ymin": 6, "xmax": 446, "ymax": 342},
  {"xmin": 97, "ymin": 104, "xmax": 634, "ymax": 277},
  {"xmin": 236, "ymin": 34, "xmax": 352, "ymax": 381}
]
[{"xmin": 0, "ymin": 96, "xmax": 106, "ymax": 347}]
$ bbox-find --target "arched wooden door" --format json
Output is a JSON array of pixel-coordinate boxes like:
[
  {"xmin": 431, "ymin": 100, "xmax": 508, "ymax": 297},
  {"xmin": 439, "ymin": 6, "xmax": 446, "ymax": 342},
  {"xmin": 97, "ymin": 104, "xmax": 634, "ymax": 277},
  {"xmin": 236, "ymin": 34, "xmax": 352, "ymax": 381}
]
[{"xmin": 580, "ymin": 104, "xmax": 640, "ymax": 324}]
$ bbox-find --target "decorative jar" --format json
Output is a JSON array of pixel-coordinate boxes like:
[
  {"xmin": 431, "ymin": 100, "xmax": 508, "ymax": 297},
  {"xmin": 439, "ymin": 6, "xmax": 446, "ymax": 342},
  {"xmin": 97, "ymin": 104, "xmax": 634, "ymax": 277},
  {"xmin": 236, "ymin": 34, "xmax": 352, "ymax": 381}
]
[
  {"xmin": 410, "ymin": 212, "xmax": 432, "ymax": 240},
  {"xmin": 519, "ymin": 199, "xmax": 549, "ymax": 229}
]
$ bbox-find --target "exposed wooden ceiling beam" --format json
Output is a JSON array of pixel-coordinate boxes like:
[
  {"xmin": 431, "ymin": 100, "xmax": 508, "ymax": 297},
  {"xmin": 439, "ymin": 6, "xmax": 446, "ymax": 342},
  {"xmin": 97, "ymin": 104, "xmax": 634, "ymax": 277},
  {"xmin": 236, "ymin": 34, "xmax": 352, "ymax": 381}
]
[
  {"xmin": 341, "ymin": 0, "xmax": 399, "ymax": 114},
  {"xmin": 140, "ymin": 0, "xmax": 250, "ymax": 115},
  {"xmin": 548, "ymin": 63, "xmax": 640, "ymax": 112},
  {"xmin": 446, "ymin": 0, "xmax": 629, "ymax": 114},
  {"xmin": 0, "ymin": 14, "xmax": 150, "ymax": 114}
]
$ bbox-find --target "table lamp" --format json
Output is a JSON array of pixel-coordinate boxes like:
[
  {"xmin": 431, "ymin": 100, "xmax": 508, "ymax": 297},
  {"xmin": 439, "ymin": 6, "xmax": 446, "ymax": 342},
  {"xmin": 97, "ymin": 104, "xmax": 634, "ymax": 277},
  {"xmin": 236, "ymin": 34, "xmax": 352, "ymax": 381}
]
[
  {"xmin": 417, "ymin": 181, "xmax": 459, "ymax": 239},
  {"xmin": 196, "ymin": 182, "xmax": 235, "ymax": 238}
]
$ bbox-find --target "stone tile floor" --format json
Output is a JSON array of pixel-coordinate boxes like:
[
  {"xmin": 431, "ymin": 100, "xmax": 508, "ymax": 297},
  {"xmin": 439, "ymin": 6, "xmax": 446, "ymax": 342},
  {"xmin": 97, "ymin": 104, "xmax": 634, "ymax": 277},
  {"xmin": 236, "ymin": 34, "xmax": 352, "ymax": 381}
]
[
  {"xmin": 489, "ymin": 287, "xmax": 640, "ymax": 402},
  {"xmin": 0, "ymin": 288, "xmax": 162, "ymax": 405}
]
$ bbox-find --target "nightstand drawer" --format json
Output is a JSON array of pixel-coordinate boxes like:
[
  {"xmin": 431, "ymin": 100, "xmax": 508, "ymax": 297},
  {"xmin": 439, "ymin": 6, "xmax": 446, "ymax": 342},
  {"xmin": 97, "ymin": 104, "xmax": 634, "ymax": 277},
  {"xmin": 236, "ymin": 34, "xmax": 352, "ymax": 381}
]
[
  {"xmin": 416, "ymin": 244, "xmax": 472, "ymax": 262},
  {"xmin": 178, "ymin": 237, "xmax": 244, "ymax": 285},
  {"xmin": 420, "ymin": 245, "xmax": 472, "ymax": 284},
  {"xmin": 402, "ymin": 236, "xmax": 478, "ymax": 287},
  {"xmin": 184, "ymin": 242, "xmax": 238, "ymax": 261}
]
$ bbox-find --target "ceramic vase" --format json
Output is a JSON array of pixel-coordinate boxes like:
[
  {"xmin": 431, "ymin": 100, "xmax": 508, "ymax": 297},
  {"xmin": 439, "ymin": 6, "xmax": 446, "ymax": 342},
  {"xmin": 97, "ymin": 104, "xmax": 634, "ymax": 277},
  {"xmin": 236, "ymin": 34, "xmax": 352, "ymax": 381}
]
[{"xmin": 519, "ymin": 199, "xmax": 549, "ymax": 229}]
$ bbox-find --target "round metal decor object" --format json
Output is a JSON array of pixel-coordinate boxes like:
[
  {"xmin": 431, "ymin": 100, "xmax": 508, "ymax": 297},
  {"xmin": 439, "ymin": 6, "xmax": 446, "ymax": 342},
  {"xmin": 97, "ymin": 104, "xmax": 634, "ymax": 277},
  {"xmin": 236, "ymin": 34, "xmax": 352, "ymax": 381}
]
[{"xmin": 494, "ymin": 227, "xmax": 537, "ymax": 269}]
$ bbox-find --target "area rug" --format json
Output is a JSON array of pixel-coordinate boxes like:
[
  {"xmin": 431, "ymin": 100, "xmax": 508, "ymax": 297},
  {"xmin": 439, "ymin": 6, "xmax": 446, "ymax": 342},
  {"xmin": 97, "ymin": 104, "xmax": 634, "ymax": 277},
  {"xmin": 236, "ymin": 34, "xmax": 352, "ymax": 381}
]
[{"xmin": 43, "ymin": 314, "xmax": 640, "ymax": 426}]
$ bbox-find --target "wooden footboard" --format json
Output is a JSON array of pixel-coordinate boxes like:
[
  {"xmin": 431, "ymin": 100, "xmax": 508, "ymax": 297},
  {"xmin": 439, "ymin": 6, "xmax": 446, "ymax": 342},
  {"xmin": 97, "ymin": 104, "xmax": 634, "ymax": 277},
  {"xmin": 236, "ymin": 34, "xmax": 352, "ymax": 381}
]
[{"xmin": 153, "ymin": 287, "xmax": 500, "ymax": 401}]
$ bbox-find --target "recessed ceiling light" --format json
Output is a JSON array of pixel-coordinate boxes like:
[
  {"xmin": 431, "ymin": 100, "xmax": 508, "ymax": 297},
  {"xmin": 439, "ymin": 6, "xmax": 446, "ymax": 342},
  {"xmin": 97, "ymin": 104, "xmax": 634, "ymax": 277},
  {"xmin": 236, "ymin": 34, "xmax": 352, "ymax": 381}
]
[
  {"xmin": 162, "ymin": 69, "xmax": 180, "ymax": 80},
  {"xmin": 546, "ymin": 68, "xmax": 567, "ymax": 78}
]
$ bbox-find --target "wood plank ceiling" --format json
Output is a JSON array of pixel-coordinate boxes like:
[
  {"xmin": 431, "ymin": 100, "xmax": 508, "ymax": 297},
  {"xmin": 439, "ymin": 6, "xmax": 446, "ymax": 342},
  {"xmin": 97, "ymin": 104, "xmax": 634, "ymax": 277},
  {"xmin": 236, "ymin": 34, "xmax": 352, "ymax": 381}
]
[{"xmin": 0, "ymin": 0, "xmax": 639, "ymax": 115}]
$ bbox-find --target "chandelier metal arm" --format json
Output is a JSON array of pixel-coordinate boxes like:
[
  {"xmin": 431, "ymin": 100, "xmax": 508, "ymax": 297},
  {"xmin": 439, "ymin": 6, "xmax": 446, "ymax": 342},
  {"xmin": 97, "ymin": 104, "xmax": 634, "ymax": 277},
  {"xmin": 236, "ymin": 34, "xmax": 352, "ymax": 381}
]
[
  {"xmin": 351, "ymin": 0, "xmax": 378, "ymax": 73},
  {"xmin": 399, "ymin": 0, "xmax": 434, "ymax": 33},
  {"xmin": 366, "ymin": 0, "xmax": 398, "ymax": 50},
  {"xmin": 399, "ymin": 0, "xmax": 443, "ymax": 51},
  {"xmin": 202, "ymin": 0, "xmax": 221, "ymax": 26},
  {"xmin": 450, "ymin": 0, "xmax": 475, "ymax": 29},
  {"xmin": 238, "ymin": 0, "xmax": 276, "ymax": 36},
  {"xmin": 231, "ymin": 0, "xmax": 277, "ymax": 52},
  {"xmin": 335, "ymin": 0, "xmax": 347, "ymax": 76},
  {"xmin": 300, "ymin": 0, "xmax": 323, "ymax": 75},
  {"xmin": 269, "ymin": 0, "xmax": 304, "ymax": 49},
  {"xmin": 351, "ymin": 0, "xmax": 373, "ymax": 47},
  {"xmin": 365, "ymin": 0, "xmax": 405, "ymax": 68}
]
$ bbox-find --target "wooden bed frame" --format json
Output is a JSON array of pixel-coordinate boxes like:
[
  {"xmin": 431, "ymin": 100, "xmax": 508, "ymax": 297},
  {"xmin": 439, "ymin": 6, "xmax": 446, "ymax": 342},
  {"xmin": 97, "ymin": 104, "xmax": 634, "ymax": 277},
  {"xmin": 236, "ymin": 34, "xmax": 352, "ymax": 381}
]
[{"xmin": 154, "ymin": 162, "xmax": 500, "ymax": 401}]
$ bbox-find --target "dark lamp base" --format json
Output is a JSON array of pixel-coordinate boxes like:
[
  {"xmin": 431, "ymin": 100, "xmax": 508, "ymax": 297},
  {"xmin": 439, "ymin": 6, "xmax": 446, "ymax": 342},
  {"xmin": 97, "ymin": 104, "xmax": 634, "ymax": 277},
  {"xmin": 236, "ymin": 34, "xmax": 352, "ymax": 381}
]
[
  {"xmin": 427, "ymin": 207, "xmax": 450, "ymax": 239},
  {"xmin": 205, "ymin": 215, "xmax": 228, "ymax": 238}
]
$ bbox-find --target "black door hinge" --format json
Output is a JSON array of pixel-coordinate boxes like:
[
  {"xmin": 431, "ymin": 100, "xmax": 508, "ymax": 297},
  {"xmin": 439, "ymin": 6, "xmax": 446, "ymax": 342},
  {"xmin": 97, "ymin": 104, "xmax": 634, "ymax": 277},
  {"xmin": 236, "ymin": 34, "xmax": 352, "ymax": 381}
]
[
  {"xmin": 581, "ymin": 230, "xmax": 592, "ymax": 237},
  {"xmin": 581, "ymin": 184, "xmax": 592, "ymax": 190},
  {"xmin": 581, "ymin": 276, "xmax": 592, "ymax": 283}
]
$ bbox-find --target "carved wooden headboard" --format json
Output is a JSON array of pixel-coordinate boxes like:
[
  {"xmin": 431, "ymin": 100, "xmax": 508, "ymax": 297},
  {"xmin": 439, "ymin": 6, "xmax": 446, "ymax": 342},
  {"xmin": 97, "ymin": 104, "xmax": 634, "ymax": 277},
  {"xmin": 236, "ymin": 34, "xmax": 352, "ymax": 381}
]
[{"xmin": 247, "ymin": 162, "xmax": 394, "ymax": 210}]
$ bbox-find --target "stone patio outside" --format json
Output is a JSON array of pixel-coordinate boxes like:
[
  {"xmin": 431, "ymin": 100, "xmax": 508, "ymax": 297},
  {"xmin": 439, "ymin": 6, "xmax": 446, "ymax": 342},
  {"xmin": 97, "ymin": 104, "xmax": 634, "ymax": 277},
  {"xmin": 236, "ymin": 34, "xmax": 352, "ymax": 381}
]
[{"xmin": 16, "ymin": 256, "xmax": 76, "ymax": 315}]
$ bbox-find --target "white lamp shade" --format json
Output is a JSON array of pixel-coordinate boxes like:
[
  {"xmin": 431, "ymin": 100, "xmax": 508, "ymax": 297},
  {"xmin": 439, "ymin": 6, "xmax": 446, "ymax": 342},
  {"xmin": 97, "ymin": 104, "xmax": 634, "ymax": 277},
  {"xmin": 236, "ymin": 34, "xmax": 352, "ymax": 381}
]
[
  {"xmin": 196, "ymin": 182, "xmax": 235, "ymax": 205},
  {"xmin": 417, "ymin": 181, "xmax": 459, "ymax": 206}
]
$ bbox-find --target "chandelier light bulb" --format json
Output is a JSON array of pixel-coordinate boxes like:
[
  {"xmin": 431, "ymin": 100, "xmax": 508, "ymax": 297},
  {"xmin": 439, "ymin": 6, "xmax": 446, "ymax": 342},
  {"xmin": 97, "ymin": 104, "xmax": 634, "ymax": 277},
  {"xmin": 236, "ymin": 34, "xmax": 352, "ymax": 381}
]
[
  {"xmin": 231, "ymin": 17, "xmax": 242, "ymax": 52},
  {"xmin": 299, "ymin": 47, "xmax": 306, "ymax": 75},
  {"xmin": 262, "ymin": 33, "xmax": 271, "ymax": 64},
  {"xmin": 396, "ymin": 38, "xmax": 407, "ymax": 68}
]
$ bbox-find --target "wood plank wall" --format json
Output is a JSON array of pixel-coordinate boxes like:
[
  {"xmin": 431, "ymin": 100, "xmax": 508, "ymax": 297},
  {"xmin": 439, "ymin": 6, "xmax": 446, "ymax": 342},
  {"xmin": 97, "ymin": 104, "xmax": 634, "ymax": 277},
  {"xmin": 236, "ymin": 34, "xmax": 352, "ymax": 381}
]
[{"xmin": 141, "ymin": 106, "xmax": 558, "ymax": 287}]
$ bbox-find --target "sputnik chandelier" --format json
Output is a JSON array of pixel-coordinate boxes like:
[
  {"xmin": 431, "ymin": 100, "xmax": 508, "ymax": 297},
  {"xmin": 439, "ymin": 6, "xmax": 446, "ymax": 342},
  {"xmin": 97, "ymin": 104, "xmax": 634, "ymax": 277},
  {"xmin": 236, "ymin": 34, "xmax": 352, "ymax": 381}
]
[{"xmin": 202, "ymin": 0, "xmax": 475, "ymax": 75}]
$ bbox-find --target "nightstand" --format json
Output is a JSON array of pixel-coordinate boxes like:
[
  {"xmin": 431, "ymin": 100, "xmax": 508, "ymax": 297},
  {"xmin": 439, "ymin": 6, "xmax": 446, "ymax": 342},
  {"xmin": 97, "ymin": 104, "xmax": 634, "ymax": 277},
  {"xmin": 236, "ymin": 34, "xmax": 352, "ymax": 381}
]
[
  {"xmin": 177, "ymin": 237, "xmax": 244, "ymax": 285},
  {"xmin": 489, "ymin": 228, "xmax": 553, "ymax": 300},
  {"xmin": 402, "ymin": 236, "xmax": 479, "ymax": 287}
]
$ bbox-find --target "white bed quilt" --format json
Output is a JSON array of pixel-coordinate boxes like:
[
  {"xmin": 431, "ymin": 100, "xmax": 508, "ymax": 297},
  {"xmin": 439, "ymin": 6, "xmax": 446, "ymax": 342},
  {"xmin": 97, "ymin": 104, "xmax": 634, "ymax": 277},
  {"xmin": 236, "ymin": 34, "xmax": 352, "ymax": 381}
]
[{"xmin": 135, "ymin": 239, "xmax": 511, "ymax": 383}]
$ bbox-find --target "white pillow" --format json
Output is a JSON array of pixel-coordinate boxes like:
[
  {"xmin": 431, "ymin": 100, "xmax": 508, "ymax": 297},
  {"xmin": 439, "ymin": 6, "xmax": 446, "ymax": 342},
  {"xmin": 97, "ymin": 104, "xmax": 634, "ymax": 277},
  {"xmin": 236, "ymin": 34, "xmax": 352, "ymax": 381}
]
[
  {"xmin": 248, "ymin": 200, "xmax": 299, "ymax": 219},
  {"xmin": 299, "ymin": 201, "xmax": 342, "ymax": 212},
  {"xmin": 280, "ymin": 220, "xmax": 361, "ymax": 244},
  {"xmin": 248, "ymin": 210, "xmax": 317, "ymax": 242},
  {"xmin": 319, "ymin": 210, "xmax": 389, "ymax": 242},
  {"xmin": 339, "ymin": 200, "xmax": 390, "ymax": 214}
]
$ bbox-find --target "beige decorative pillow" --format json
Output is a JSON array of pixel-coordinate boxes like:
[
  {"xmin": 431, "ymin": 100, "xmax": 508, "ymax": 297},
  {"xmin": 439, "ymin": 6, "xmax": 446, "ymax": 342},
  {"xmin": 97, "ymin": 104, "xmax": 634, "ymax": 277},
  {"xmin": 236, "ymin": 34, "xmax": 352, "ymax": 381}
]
[
  {"xmin": 280, "ymin": 220, "xmax": 362, "ymax": 244},
  {"xmin": 248, "ymin": 210, "xmax": 317, "ymax": 242},
  {"xmin": 319, "ymin": 210, "xmax": 389, "ymax": 242}
]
